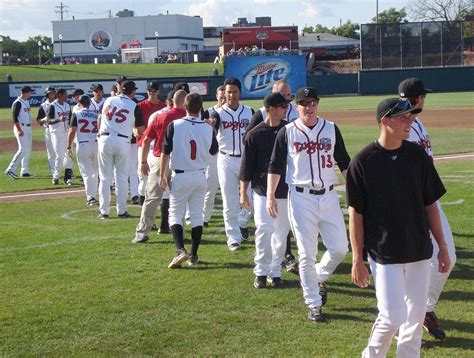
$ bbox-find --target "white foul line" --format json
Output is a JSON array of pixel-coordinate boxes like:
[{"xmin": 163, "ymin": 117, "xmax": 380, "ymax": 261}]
[
  {"xmin": 434, "ymin": 154, "xmax": 474, "ymax": 161},
  {"xmin": 0, "ymin": 189, "xmax": 84, "ymax": 200}
]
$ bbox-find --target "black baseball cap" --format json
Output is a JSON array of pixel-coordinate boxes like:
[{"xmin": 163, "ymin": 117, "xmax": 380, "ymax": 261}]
[
  {"xmin": 122, "ymin": 80, "xmax": 138, "ymax": 93},
  {"xmin": 174, "ymin": 81, "xmax": 190, "ymax": 93},
  {"xmin": 116, "ymin": 75, "xmax": 128, "ymax": 83},
  {"xmin": 91, "ymin": 84, "xmax": 103, "ymax": 91},
  {"xmin": 147, "ymin": 80, "xmax": 160, "ymax": 91},
  {"xmin": 399, "ymin": 78, "xmax": 432, "ymax": 98},
  {"xmin": 295, "ymin": 87, "xmax": 319, "ymax": 103},
  {"xmin": 376, "ymin": 98, "xmax": 422, "ymax": 123},
  {"xmin": 166, "ymin": 90, "xmax": 176, "ymax": 100},
  {"xmin": 78, "ymin": 95, "xmax": 91, "ymax": 106},
  {"xmin": 45, "ymin": 86, "xmax": 56, "ymax": 94},
  {"xmin": 72, "ymin": 88, "xmax": 85, "ymax": 97},
  {"xmin": 264, "ymin": 92, "xmax": 292, "ymax": 109},
  {"xmin": 21, "ymin": 85, "xmax": 33, "ymax": 93}
]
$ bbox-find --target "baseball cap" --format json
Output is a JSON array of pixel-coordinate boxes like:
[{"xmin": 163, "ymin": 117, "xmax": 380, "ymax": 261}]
[
  {"xmin": 166, "ymin": 90, "xmax": 176, "ymax": 100},
  {"xmin": 91, "ymin": 84, "xmax": 103, "ymax": 91},
  {"xmin": 399, "ymin": 78, "xmax": 432, "ymax": 98},
  {"xmin": 72, "ymin": 88, "xmax": 85, "ymax": 97},
  {"xmin": 122, "ymin": 80, "xmax": 138, "ymax": 93},
  {"xmin": 174, "ymin": 81, "xmax": 190, "ymax": 93},
  {"xmin": 264, "ymin": 92, "xmax": 292, "ymax": 109},
  {"xmin": 147, "ymin": 80, "xmax": 160, "ymax": 91},
  {"xmin": 45, "ymin": 86, "xmax": 56, "ymax": 94},
  {"xmin": 78, "ymin": 95, "xmax": 91, "ymax": 106},
  {"xmin": 295, "ymin": 87, "xmax": 319, "ymax": 103},
  {"xmin": 116, "ymin": 75, "xmax": 128, "ymax": 83},
  {"xmin": 21, "ymin": 85, "xmax": 33, "ymax": 93},
  {"xmin": 376, "ymin": 98, "xmax": 422, "ymax": 123}
]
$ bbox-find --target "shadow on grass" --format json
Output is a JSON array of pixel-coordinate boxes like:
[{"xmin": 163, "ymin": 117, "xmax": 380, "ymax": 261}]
[
  {"xmin": 452, "ymin": 231, "xmax": 474, "ymax": 239},
  {"xmin": 180, "ymin": 260, "xmax": 255, "ymax": 270},
  {"xmin": 448, "ymin": 262, "xmax": 473, "ymax": 280},
  {"xmin": 423, "ymin": 336, "xmax": 474, "ymax": 350},
  {"xmin": 325, "ymin": 312, "xmax": 373, "ymax": 323},
  {"xmin": 332, "ymin": 306, "xmax": 378, "ymax": 316},
  {"xmin": 454, "ymin": 246, "xmax": 474, "ymax": 259},
  {"xmin": 441, "ymin": 318, "xmax": 474, "ymax": 336},
  {"xmin": 439, "ymin": 289, "xmax": 474, "ymax": 302}
]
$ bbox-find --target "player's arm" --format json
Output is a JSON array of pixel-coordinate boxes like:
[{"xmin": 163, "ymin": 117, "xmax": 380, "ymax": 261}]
[
  {"xmin": 333, "ymin": 125, "xmax": 351, "ymax": 179},
  {"xmin": 267, "ymin": 127, "xmax": 287, "ymax": 218},
  {"xmin": 67, "ymin": 113, "xmax": 78, "ymax": 157},
  {"xmin": 348, "ymin": 207, "xmax": 370, "ymax": 288},
  {"xmin": 47, "ymin": 105, "xmax": 60, "ymax": 125},
  {"xmin": 160, "ymin": 122, "xmax": 174, "ymax": 190},
  {"xmin": 209, "ymin": 129, "xmax": 218, "ymax": 155},
  {"xmin": 133, "ymin": 106, "xmax": 145, "ymax": 137},
  {"xmin": 36, "ymin": 106, "xmax": 47, "ymax": 125},
  {"xmin": 245, "ymin": 109, "xmax": 263, "ymax": 136},
  {"xmin": 12, "ymin": 102, "xmax": 23, "ymax": 136},
  {"xmin": 426, "ymin": 203, "xmax": 450, "ymax": 273},
  {"xmin": 209, "ymin": 111, "xmax": 221, "ymax": 130},
  {"xmin": 239, "ymin": 134, "xmax": 255, "ymax": 210},
  {"xmin": 140, "ymin": 136, "xmax": 152, "ymax": 176}
]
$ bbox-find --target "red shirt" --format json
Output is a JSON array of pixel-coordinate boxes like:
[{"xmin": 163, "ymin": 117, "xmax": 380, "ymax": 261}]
[
  {"xmin": 137, "ymin": 99, "xmax": 165, "ymax": 146},
  {"xmin": 144, "ymin": 107, "xmax": 186, "ymax": 157}
]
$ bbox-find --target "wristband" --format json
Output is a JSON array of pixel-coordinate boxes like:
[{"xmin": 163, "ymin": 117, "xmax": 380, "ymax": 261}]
[
  {"xmin": 141, "ymin": 161, "xmax": 147, "ymax": 164},
  {"xmin": 67, "ymin": 147, "xmax": 71, "ymax": 150}
]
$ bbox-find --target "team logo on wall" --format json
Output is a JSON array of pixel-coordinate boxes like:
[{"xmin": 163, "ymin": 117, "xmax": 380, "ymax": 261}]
[
  {"xmin": 256, "ymin": 31, "xmax": 268, "ymax": 40},
  {"xmin": 89, "ymin": 30, "xmax": 112, "ymax": 50},
  {"xmin": 242, "ymin": 59, "xmax": 291, "ymax": 95}
]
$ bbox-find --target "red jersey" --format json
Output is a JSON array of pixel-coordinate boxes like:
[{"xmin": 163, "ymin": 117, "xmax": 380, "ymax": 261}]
[
  {"xmin": 137, "ymin": 99, "xmax": 166, "ymax": 146},
  {"xmin": 144, "ymin": 107, "xmax": 186, "ymax": 157}
]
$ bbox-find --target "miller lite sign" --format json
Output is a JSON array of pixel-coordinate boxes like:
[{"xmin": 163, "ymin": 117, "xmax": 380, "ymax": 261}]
[{"xmin": 225, "ymin": 55, "xmax": 306, "ymax": 98}]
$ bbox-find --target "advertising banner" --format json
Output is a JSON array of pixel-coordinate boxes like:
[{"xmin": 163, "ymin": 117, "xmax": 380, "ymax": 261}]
[{"xmin": 225, "ymin": 55, "xmax": 306, "ymax": 98}]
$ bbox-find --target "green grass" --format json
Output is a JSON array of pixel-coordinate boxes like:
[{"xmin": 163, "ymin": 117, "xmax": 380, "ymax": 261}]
[
  {"xmin": 0, "ymin": 159, "xmax": 472, "ymax": 356},
  {"xmin": 0, "ymin": 63, "xmax": 224, "ymax": 82}
]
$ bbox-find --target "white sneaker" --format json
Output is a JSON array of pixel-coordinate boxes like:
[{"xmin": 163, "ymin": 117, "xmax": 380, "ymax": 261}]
[
  {"xmin": 168, "ymin": 249, "xmax": 189, "ymax": 268},
  {"xmin": 132, "ymin": 235, "xmax": 149, "ymax": 244}
]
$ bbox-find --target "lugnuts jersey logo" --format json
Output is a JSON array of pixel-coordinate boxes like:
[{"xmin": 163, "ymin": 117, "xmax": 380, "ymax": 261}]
[
  {"xmin": 222, "ymin": 118, "xmax": 250, "ymax": 131},
  {"xmin": 294, "ymin": 138, "xmax": 332, "ymax": 153},
  {"xmin": 243, "ymin": 60, "xmax": 291, "ymax": 95}
]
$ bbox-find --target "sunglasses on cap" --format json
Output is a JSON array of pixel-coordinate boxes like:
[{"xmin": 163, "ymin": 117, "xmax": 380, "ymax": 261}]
[
  {"xmin": 297, "ymin": 99, "xmax": 319, "ymax": 107},
  {"xmin": 383, "ymin": 99, "xmax": 412, "ymax": 118}
]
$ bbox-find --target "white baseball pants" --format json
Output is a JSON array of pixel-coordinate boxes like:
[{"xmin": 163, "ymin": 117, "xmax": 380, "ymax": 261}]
[
  {"xmin": 288, "ymin": 187, "xmax": 348, "ymax": 307},
  {"xmin": 253, "ymin": 193, "xmax": 290, "ymax": 278},
  {"xmin": 50, "ymin": 129, "xmax": 73, "ymax": 180},
  {"xmin": 98, "ymin": 136, "xmax": 130, "ymax": 215},
  {"xmin": 203, "ymin": 154, "xmax": 219, "ymax": 223},
  {"xmin": 169, "ymin": 170, "xmax": 207, "ymax": 228},
  {"xmin": 363, "ymin": 258, "xmax": 430, "ymax": 358},
  {"xmin": 6, "ymin": 124, "xmax": 32, "ymax": 175},
  {"xmin": 76, "ymin": 141, "xmax": 98, "ymax": 201},
  {"xmin": 427, "ymin": 201, "xmax": 456, "ymax": 312},
  {"xmin": 129, "ymin": 143, "xmax": 139, "ymax": 198},
  {"xmin": 43, "ymin": 126, "xmax": 55, "ymax": 175}
]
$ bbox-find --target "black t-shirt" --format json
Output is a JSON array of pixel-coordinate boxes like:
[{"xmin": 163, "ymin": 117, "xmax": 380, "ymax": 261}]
[
  {"xmin": 346, "ymin": 140, "xmax": 446, "ymax": 264},
  {"xmin": 239, "ymin": 120, "xmax": 289, "ymax": 198}
]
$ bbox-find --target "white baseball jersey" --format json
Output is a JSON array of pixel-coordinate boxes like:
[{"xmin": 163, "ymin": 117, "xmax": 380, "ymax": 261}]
[
  {"xmin": 39, "ymin": 100, "xmax": 53, "ymax": 127},
  {"xmin": 169, "ymin": 116, "xmax": 214, "ymax": 171},
  {"xmin": 90, "ymin": 98, "xmax": 105, "ymax": 114},
  {"xmin": 49, "ymin": 100, "xmax": 71, "ymax": 133},
  {"xmin": 259, "ymin": 102, "xmax": 299, "ymax": 122},
  {"xmin": 73, "ymin": 108, "xmax": 99, "ymax": 143},
  {"xmin": 100, "ymin": 95, "xmax": 138, "ymax": 138},
  {"xmin": 408, "ymin": 117, "xmax": 433, "ymax": 157},
  {"xmin": 215, "ymin": 104, "xmax": 253, "ymax": 156},
  {"xmin": 12, "ymin": 98, "xmax": 32, "ymax": 124},
  {"xmin": 285, "ymin": 117, "xmax": 338, "ymax": 189}
]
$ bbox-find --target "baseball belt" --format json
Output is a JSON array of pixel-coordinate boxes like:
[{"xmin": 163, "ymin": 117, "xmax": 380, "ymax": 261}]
[{"xmin": 295, "ymin": 185, "xmax": 334, "ymax": 196}]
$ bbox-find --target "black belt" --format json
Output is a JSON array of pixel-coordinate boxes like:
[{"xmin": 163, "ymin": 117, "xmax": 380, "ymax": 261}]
[
  {"xmin": 219, "ymin": 150, "xmax": 241, "ymax": 158},
  {"xmin": 79, "ymin": 140, "xmax": 97, "ymax": 144},
  {"xmin": 20, "ymin": 123, "xmax": 31, "ymax": 127},
  {"xmin": 295, "ymin": 185, "xmax": 334, "ymax": 195},
  {"xmin": 174, "ymin": 169, "xmax": 205, "ymax": 174},
  {"xmin": 101, "ymin": 132, "xmax": 129, "ymax": 139}
]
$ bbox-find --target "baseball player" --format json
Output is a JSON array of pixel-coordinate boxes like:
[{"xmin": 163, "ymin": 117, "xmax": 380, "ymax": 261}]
[
  {"xmin": 97, "ymin": 80, "xmax": 144, "ymax": 219},
  {"xmin": 160, "ymin": 93, "xmax": 218, "ymax": 268},
  {"xmin": 240, "ymin": 92, "xmax": 292, "ymax": 288},
  {"xmin": 71, "ymin": 88, "xmax": 85, "ymax": 113},
  {"xmin": 267, "ymin": 87, "xmax": 351, "ymax": 321},
  {"xmin": 67, "ymin": 95, "xmax": 99, "ymax": 205},
  {"xmin": 36, "ymin": 87, "xmax": 56, "ymax": 176},
  {"xmin": 210, "ymin": 77, "xmax": 254, "ymax": 251},
  {"xmin": 247, "ymin": 79, "xmax": 300, "ymax": 274},
  {"xmin": 201, "ymin": 85, "xmax": 226, "ymax": 225},
  {"xmin": 399, "ymin": 78, "xmax": 457, "ymax": 340},
  {"xmin": 137, "ymin": 81, "xmax": 166, "ymax": 205},
  {"xmin": 5, "ymin": 85, "xmax": 34, "ymax": 179},
  {"xmin": 47, "ymin": 88, "xmax": 73, "ymax": 185},
  {"xmin": 133, "ymin": 90, "xmax": 187, "ymax": 242},
  {"xmin": 90, "ymin": 84, "xmax": 105, "ymax": 113},
  {"xmin": 346, "ymin": 97, "xmax": 450, "ymax": 357}
]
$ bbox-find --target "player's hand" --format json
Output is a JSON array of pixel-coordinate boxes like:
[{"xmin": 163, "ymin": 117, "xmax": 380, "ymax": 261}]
[
  {"xmin": 18, "ymin": 129, "xmax": 24, "ymax": 137},
  {"xmin": 437, "ymin": 245, "xmax": 451, "ymax": 273},
  {"xmin": 140, "ymin": 162, "xmax": 150, "ymax": 176},
  {"xmin": 266, "ymin": 195, "xmax": 278, "ymax": 218},
  {"xmin": 159, "ymin": 177, "xmax": 168, "ymax": 191},
  {"xmin": 352, "ymin": 261, "xmax": 370, "ymax": 288},
  {"xmin": 208, "ymin": 118, "xmax": 217, "ymax": 127},
  {"xmin": 240, "ymin": 193, "xmax": 250, "ymax": 210},
  {"xmin": 67, "ymin": 148, "xmax": 73, "ymax": 158}
]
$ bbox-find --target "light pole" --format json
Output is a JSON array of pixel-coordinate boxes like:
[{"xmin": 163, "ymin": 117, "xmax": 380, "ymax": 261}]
[
  {"xmin": 38, "ymin": 40, "xmax": 42, "ymax": 65},
  {"xmin": 58, "ymin": 34, "xmax": 63, "ymax": 64},
  {"xmin": 0, "ymin": 36, "xmax": 3, "ymax": 66},
  {"xmin": 154, "ymin": 31, "xmax": 159, "ymax": 58}
]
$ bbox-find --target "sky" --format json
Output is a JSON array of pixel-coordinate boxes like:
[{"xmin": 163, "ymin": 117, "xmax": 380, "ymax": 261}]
[{"xmin": 1, "ymin": 0, "xmax": 406, "ymax": 41}]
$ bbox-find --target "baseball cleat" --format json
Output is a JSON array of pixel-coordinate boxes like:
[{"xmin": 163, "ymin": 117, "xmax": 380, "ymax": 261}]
[
  {"xmin": 203, "ymin": 222, "xmax": 209, "ymax": 227},
  {"xmin": 139, "ymin": 195, "xmax": 145, "ymax": 206},
  {"xmin": 229, "ymin": 243, "xmax": 241, "ymax": 252},
  {"xmin": 158, "ymin": 226, "xmax": 171, "ymax": 234},
  {"xmin": 132, "ymin": 235, "xmax": 149, "ymax": 244},
  {"xmin": 253, "ymin": 276, "xmax": 267, "ymax": 289},
  {"xmin": 52, "ymin": 178, "xmax": 59, "ymax": 185},
  {"xmin": 168, "ymin": 249, "xmax": 189, "ymax": 268},
  {"xmin": 267, "ymin": 277, "xmax": 284, "ymax": 288},
  {"xmin": 65, "ymin": 179, "xmax": 72, "ymax": 186},
  {"xmin": 98, "ymin": 213, "xmax": 109, "ymax": 220},
  {"xmin": 118, "ymin": 211, "xmax": 131, "ymax": 219},
  {"xmin": 423, "ymin": 312, "xmax": 446, "ymax": 340},
  {"xmin": 187, "ymin": 255, "xmax": 199, "ymax": 266},
  {"xmin": 131, "ymin": 196, "xmax": 140, "ymax": 205},
  {"xmin": 21, "ymin": 173, "xmax": 32, "ymax": 177},
  {"xmin": 285, "ymin": 255, "xmax": 299, "ymax": 275},
  {"xmin": 240, "ymin": 227, "xmax": 249, "ymax": 241},
  {"xmin": 319, "ymin": 282, "xmax": 327, "ymax": 306},
  {"xmin": 308, "ymin": 306, "xmax": 325, "ymax": 322},
  {"xmin": 5, "ymin": 170, "xmax": 19, "ymax": 179},
  {"xmin": 151, "ymin": 224, "xmax": 159, "ymax": 231},
  {"xmin": 87, "ymin": 198, "xmax": 98, "ymax": 206}
]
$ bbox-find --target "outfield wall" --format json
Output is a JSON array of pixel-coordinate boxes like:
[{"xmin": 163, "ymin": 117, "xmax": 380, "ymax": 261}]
[{"xmin": 0, "ymin": 66, "xmax": 472, "ymax": 107}]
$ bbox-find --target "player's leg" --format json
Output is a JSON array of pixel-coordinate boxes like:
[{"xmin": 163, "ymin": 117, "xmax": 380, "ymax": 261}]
[
  {"xmin": 98, "ymin": 138, "xmax": 114, "ymax": 216},
  {"xmin": 363, "ymin": 257, "xmax": 408, "ymax": 357},
  {"xmin": 202, "ymin": 154, "xmax": 219, "ymax": 224},
  {"xmin": 20, "ymin": 126, "xmax": 32, "ymax": 175},
  {"xmin": 316, "ymin": 190, "xmax": 349, "ymax": 282},
  {"xmin": 396, "ymin": 259, "xmax": 431, "ymax": 357},
  {"xmin": 50, "ymin": 131, "xmax": 62, "ymax": 182},
  {"xmin": 76, "ymin": 143, "xmax": 94, "ymax": 203},
  {"xmin": 44, "ymin": 127, "xmax": 55, "ymax": 176},
  {"xmin": 90, "ymin": 143, "xmax": 99, "ymax": 201},
  {"xmin": 5, "ymin": 126, "xmax": 24, "ymax": 176},
  {"xmin": 114, "ymin": 139, "xmax": 131, "ymax": 215},
  {"xmin": 137, "ymin": 146, "xmax": 147, "ymax": 204},
  {"xmin": 268, "ymin": 197, "xmax": 291, "ymax": 281},
  {"xmin": 187, "ymin": 171, "xmax": 207, "ymax": 261},
  {"xmin": 252, "ymin": 192, "xmax": 274, "ymax": 283},
  {"xmin": 129, "ymin": 143, "xmax": 139, "ymax": 203}
]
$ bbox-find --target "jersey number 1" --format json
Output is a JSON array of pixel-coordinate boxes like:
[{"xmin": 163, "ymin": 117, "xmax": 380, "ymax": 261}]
[{"xmin": 189, "ymin": 140, "xmax": 197, "ymax": 160}]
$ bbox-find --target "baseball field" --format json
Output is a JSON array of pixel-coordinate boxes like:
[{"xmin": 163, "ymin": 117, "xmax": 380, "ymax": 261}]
[{"xmin": 0, "ymin": 92, "xmax": 473, "ymax": 356}]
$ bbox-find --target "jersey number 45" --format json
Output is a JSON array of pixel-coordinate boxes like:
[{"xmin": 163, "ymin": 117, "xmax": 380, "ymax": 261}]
[{"xmin": 103, "ymin": 105, "xmax": 130, "ymax": 123}]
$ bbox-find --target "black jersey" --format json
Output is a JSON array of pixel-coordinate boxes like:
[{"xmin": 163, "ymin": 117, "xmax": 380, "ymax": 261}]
[
  {"xmin": 346, "ymin": 140, "xmax": 446, "ymax": 264},
  {"xmin": 239, "ymin": 120, "xmax": 288, "ymax": 198}
]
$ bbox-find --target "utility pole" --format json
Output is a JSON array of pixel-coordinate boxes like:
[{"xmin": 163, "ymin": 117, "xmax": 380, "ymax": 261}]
[
  {"xmin": 55, "ymin": 2, "xmax": 69, "ymax": 21},
  {"xmin": 108, "ymin": 10, "xmax": 112, "ymax": 18}
]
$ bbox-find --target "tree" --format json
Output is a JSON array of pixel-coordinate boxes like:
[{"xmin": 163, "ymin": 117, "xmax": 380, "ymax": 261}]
[
  {"xmin": 372, "ymin": 7, "xmax": 408, "ymax": 23},
  {"xmin": 302, "ymin": 21, "xmax": 359, "ymax": 39},
  {"xmin": 1, "ymin": 35, "xmax": 53, "ymax": 64},
  {"xmin": 408, "ymin": 0, "xmax": 471, "ymax": 22},
  {"xmin": 303, "ymin": 25, "xmax": 331, "ymax": 34}
]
